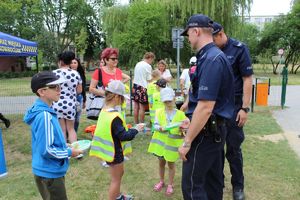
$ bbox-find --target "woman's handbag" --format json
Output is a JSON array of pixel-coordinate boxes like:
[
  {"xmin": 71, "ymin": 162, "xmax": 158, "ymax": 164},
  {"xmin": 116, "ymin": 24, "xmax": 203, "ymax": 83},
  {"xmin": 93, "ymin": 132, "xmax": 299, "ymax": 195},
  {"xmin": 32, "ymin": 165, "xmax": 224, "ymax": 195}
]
[{"xmin": 86, "ymin": 68, "xmax": 104, "ymax": 120}]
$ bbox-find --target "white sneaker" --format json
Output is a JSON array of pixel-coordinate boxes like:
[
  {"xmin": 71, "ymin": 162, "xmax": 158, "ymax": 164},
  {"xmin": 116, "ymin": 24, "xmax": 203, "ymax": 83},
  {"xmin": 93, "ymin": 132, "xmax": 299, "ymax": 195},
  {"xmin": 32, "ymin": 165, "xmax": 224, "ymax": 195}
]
[
  {"xmin": 124, "ymin": 156, "xmax": 130, "ymax": 161},
  {"xmin": 101, "ymin": 161, "xmax": 109, "ymax": 168}
]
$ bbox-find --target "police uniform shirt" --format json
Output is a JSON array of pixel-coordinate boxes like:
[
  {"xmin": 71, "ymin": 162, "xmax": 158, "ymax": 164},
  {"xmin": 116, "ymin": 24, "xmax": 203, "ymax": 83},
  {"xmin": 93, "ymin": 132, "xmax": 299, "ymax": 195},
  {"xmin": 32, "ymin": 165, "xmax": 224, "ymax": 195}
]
[
  {"xmin": 187, "ymin": 43, "xmax": 234, "ymax": 119},
  {"xmin": 222, "ymin": 38, "xmax": 253, "ymax": 95}
]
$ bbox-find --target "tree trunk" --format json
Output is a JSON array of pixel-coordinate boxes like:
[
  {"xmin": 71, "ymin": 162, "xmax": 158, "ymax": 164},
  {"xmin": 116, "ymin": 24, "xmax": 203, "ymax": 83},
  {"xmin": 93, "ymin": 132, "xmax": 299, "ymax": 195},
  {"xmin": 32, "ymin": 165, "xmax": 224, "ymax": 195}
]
[
  {"xmin": 294, "ymin": 64, "xmax": 300, "ymax": 74},
  {"xmin": 270, "ymin": 58, "xmax": 277, "ymax": 74}
]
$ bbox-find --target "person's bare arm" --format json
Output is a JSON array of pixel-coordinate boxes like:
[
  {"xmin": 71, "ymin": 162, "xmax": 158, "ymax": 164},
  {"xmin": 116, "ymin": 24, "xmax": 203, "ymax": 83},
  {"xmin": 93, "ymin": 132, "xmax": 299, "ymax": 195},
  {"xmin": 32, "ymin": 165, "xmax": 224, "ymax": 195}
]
[
  {"xmin": 164, "ymin": 76, "xmax": 172, "ymax": 83},
  {"xmin": 76, "ymin": 83, "xmax": 82, "ymax": 94},
  {"xmin": 180, "ymin": 94, "xmax": 189, "ymax": 111},
  {"xmin": 122, "ymin": 72, "xmax": 130, "ymax": 83},
  {"xmin": 89, "ymin": 78, "xmax": 105, "ymax": 96},
  {"xmin": 180, "ymin": 78, "xmax": 185, "ymax": 96}
]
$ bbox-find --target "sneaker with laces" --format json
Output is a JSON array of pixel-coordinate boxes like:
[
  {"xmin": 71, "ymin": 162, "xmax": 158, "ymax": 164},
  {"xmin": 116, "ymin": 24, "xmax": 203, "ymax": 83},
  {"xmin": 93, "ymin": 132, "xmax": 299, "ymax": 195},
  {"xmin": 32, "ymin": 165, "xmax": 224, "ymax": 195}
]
[{"xmin": 116, "ymin": 194, "xmax": 134, "ymax": 200}]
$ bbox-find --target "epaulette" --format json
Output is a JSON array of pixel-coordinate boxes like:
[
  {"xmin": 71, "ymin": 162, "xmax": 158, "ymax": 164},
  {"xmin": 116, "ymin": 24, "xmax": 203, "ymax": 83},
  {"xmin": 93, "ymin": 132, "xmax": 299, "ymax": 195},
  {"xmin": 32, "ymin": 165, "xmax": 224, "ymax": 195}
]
[{"xmin": 233, "ymin": 41, "xmax": 243, "ymax": 48}]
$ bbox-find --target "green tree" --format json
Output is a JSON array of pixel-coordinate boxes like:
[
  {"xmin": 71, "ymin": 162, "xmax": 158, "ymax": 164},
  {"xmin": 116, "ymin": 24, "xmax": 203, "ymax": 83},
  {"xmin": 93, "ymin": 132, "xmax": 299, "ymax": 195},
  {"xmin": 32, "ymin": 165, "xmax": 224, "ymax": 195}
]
[
  {"xmin": 75, "ymin": 28, "xmax": 88, "ymax": 58},
  {"xmin": 105, "ymin": 1, "xmax": 169, "ymax": 67},
  {"xmin": 258, "ymin": 2, "xmax": 300, "ymax": 74},
  {"xmin": 0, "ymin": 0, "xmax": 43, "ymax": 40},
  {"xmin": 232, "ymin": 22, "xmax": 260, "ymax": 63},
  {"xmin": 103, "ymin": 0, "xmax": 252, "ymax": 67}
]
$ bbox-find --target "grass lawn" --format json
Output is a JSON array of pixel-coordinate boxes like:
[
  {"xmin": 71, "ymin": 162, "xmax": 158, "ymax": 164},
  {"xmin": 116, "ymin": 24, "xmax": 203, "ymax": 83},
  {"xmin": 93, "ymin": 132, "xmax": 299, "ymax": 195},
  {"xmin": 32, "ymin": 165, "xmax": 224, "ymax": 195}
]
[
  {"xmin": 0, "ymin": 77, "xmax": 32, "ymax": 96},
  {"xmin": 0, "ymin": 106, "xmax": 300, "ymax": 199},
  {"xmin": 253, "ymin": 64, "xmax": 300, "ymax": 86}
]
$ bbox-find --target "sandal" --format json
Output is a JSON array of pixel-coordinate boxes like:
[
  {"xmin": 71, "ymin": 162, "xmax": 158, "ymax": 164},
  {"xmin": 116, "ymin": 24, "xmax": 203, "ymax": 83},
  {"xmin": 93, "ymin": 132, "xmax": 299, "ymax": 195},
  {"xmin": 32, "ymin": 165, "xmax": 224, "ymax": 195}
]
[
  {"xmin": 165, "ymin": 185, "xmax": 174, "ymax": 196},
  {"xmin": 153, "ymin": 181, "xmax": 165, "ymax": 192}
]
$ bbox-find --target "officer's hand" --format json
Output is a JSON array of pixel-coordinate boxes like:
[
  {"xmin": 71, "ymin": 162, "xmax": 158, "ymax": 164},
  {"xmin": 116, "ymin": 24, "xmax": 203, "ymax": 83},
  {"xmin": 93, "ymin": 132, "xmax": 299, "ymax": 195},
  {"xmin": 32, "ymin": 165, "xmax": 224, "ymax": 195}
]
[
  {"xmin": 180, "ymin": 102, "xmax": 188, "ymax": 112},
  {"xmin": 236, "ymin": 110, "xmax": 248, "ymax": 127},
  {"xmin": 178, "ymin": 146, "xmax": 190, "ymax": 161}
]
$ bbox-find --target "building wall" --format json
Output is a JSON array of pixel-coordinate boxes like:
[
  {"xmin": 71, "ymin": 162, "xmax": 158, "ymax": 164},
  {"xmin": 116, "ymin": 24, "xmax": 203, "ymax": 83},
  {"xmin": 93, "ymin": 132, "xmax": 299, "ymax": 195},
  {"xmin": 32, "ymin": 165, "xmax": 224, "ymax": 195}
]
[
  {"xmin": 0, "ymin": 57, "xmax": 26, "ymax": 72},
  {"xmin": 244, "ymin": 15, "xmax": 280, "ymax": 31}
]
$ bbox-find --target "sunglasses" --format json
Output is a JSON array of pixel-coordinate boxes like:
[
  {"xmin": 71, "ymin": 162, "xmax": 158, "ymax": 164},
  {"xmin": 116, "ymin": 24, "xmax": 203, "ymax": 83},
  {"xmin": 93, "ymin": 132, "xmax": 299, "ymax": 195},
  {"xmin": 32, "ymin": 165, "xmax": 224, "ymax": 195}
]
[
  {"xmin": 108, "ymin": 57, "xmax": 118, "ymax": 61},
  {"xmin": 45, "ymin": 84, "xmax": 60, "ymax": 91}
]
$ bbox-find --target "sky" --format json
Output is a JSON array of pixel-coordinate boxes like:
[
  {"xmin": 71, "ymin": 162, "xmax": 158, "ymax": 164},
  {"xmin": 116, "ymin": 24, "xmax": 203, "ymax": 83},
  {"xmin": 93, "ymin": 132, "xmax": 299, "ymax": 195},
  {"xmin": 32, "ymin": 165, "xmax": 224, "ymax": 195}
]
[
  {"xmin": 118, "ymin": 0, "xmax": 293, "ymax": 16},
  {"xmin": 250, "ymin": 0, "xmax": 292, "ymax": 15}
]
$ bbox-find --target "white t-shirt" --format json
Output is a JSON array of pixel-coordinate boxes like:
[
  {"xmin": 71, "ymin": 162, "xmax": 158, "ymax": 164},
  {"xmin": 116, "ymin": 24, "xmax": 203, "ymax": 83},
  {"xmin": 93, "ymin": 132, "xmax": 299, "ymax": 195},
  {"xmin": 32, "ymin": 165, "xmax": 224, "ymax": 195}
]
[
  {"xmin": 161, "ymin": 69, "xmax": 172, "ymax": 80},
  {"xmin": 180, "ymin": 69, "xmax": 190, "ymax": 89},
  {"xmin": 133, "ymin": 60, "xmax": 152, "ymax": 88}
]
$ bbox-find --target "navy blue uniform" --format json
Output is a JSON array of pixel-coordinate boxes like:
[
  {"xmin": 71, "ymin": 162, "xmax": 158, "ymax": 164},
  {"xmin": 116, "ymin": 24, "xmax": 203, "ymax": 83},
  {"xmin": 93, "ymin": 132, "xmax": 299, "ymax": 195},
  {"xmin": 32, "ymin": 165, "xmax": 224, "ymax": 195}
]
[
  {"xmin": 182, "ymin": 43, "xmax": 234, "ymax": 200},
  {"xmin": 222, "ymin": 38, "xmax": 253, "ymax": 191}
]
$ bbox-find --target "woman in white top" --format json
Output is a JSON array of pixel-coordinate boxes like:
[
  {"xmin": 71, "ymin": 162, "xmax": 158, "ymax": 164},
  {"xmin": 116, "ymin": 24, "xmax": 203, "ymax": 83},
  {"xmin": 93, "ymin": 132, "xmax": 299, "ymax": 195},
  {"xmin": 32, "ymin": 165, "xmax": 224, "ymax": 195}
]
[
  {"xmin": 132, "ymin": 52, "xmax": 155, "ymax": 124},
  {"xmin": 157, "ymin": 60, "xmax": 172, "ymax": 83}
]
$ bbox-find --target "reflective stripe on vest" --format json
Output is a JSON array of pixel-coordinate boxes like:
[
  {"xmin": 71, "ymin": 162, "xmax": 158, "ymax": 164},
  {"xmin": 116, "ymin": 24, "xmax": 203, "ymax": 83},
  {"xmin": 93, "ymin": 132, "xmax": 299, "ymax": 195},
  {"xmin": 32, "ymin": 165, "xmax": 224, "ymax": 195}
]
[
  {"xmin": 89, "ymin": 110, "xmax": 132, "ymax": 161},
  {"xmin": 93, "ymin": 135, "xmax": 114, "ymax": 146},
  {"xmin": 150, "ymin": 139, "xmax": 178, "ymax": 153},
  {"xmin": 90, "ymin": 145, "xmax": 114, "ymax": 157},
  {"xmin": 148, "ymin": 108, "xmax": 187, "ymax": 162}
]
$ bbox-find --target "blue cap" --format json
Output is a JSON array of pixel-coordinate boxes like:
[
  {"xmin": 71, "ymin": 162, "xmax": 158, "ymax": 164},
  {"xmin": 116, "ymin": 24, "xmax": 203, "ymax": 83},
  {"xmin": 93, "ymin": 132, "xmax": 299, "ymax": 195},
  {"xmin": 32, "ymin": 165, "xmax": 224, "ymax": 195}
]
[
  {"xmin": 181, "ymin": 14, "xmax": 213, "ymax": 36},
  {"xmin": 212, "ymin": 22, "xmax": 223, "ymax": 35}
]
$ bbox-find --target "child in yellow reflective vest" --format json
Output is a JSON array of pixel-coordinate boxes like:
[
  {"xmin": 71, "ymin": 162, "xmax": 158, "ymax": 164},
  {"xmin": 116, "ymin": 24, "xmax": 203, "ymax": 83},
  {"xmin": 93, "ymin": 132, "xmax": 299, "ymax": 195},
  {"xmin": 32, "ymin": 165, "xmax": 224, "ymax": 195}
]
[
  {"xmin": 148, "ymin": 78, "xmax": 167, "ymax": 132},
  {"xmin": 89, "ymin": 80, "xmax": 144, "ymax": 200},
  {"xmin": 147, "ymin": 70, "xmax": 161, "ymax": 129},
  {"xmin": 148, "ymin": 87, "xmax": 190, "ymax": 196}
]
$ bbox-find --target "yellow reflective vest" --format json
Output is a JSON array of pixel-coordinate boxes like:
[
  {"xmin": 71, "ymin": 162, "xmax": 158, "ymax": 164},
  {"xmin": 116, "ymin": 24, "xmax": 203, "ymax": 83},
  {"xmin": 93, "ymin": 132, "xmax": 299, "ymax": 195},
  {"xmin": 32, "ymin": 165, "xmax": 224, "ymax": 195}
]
[
  {"xmin": 148, "ymin": 108, "xmax": 186, "ymax": 162},
  {"xmin": 147, "ymin": 82, "xmax": 159, "ymax": 123},
  {"xmin": 149, "ymin": 92, "xmax": 164, "ymax": 124},
  {"xmin": 89, "ymin": 109, "xmax": 132, "ymax": 162}
]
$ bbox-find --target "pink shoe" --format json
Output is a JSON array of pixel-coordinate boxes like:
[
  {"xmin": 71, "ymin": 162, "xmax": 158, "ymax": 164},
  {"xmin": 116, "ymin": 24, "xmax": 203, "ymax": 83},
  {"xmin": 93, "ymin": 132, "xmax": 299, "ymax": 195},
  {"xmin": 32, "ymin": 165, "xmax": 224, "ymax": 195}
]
[
  {"xmin": 165, "ymin": 185, "xmax": 174, "ymax": 196},
  {"xmin": 153, "ymin": 181, "xmax": 164, "ymax": 192}
]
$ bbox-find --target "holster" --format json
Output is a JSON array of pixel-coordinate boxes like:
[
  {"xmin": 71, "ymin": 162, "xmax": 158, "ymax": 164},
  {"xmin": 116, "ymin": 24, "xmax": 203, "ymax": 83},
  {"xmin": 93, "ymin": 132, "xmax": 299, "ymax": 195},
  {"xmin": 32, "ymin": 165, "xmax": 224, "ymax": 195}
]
[{"xmin": 203, "ymin": 114, "xmax": 226, "ymax": 143}]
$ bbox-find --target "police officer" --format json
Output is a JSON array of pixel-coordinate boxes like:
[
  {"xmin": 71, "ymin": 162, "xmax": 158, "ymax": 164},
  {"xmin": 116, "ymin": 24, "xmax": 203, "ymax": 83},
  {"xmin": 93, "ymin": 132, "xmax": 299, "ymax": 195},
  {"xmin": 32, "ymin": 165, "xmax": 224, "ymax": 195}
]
[
  {"xmin": 179, "ymin": 14, "xmax": 235, "ymax": 200},
  {"xmin": 212, "ymin": 22, "xmax": 253, "ymax": 200}
]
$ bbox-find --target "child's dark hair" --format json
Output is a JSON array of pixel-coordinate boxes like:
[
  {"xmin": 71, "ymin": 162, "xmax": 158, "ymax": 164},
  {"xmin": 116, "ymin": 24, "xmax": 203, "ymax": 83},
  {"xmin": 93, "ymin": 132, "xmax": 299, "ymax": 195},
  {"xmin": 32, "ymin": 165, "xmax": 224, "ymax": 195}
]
[
  {"xmin": 74, "ymin": 58, "xmax": 85, "ymax": 80},
  {"xmin": 58, "ymin": 51, "xmax": 75, "ymax": 65}
]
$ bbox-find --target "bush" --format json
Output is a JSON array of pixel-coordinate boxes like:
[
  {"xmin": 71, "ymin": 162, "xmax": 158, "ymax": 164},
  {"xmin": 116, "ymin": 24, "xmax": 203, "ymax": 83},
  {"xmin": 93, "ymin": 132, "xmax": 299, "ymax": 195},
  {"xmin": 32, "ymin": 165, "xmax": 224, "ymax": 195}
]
[{"xmin": 0, "ymin": 71, "xmax": 36, "ymax": 79}]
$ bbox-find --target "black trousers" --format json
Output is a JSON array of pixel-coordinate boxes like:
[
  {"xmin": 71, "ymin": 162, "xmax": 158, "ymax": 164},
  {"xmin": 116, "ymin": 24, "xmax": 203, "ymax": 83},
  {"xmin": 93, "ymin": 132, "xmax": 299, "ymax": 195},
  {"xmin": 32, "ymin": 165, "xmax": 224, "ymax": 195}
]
[
  {"xmin": 223, "ymin": 97, "xmax": 245, "ymax": 190},
  {"xmin": 182, "ymin": 124, "xmax": 227, "ymax": 200}
]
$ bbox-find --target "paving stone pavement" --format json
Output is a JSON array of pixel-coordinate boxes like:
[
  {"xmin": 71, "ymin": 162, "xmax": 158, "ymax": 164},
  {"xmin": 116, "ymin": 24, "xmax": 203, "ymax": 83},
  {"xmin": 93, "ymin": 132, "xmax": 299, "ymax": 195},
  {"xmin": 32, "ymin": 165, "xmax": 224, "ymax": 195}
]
[{"xmin": 268, "ymin": 85, "xmax": 300, "ymax": 158}]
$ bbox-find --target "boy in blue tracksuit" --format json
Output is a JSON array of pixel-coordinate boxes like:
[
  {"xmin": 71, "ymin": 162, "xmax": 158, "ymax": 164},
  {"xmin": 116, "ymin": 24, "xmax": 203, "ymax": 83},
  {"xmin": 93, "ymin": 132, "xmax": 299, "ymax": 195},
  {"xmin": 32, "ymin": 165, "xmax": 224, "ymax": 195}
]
[{"xmin": 24, "ymin": 71, "xmax": 82, "ymax": 200}]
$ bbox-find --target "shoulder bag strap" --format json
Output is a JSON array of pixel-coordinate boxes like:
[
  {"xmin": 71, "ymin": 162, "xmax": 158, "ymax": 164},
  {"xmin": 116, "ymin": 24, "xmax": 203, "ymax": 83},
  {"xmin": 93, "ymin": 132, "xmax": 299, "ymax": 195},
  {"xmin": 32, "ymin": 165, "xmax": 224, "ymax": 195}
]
[{"xmin": 98, "ymin": 67, "xmax": 103, "ymax": 87}]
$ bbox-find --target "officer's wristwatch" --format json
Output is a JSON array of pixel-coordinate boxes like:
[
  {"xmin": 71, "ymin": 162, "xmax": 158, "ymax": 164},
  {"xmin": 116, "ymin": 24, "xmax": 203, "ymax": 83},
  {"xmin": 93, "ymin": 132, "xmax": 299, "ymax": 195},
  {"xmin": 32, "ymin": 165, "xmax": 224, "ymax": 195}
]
[
  {"xmin": 240, "ymin": 107, "xmax": 250, "ymax": 113},
  {"xmin": 182, "ymin": 141, "xmax": 191, "ymax": 148}
]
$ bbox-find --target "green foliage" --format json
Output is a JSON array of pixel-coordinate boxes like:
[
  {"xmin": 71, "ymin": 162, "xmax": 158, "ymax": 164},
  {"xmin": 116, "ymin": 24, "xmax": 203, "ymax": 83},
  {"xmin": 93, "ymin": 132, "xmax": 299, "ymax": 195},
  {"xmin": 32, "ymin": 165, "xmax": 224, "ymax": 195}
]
[
  {"xmin": 232, "ymin": 22, "xmax": 260, "ymax": 63},
  {"xmin": 258, "ymin": 2, "xmax": 300, "ymax": 74},
  {"xmin": 0, "ymin": 71, "xmax": 36, "ymax": 79},
  {"xmin": 0, "ymin": 0, "xmax": 43, "ymax": 40},
  {"xmin": 75, "ymin": 28, "xmax": 88, "ymax": 57},
  {"xmin": 106, "ymin": 1, "xmax": 169, "ymax": 66},
  {"xmin": 103, "ymin": 0, "xmax": 252, "ymax": 67}
]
